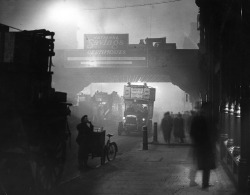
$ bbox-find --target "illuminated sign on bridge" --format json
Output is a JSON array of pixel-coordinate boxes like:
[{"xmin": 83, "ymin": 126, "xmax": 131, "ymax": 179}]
[
  {"xmin": 65, "ymin": 54, "xmax": 147, "ymax": 68},
  {"xmin": 84, "ymin": 34, "xmax": 128, "ymax": 50},
  {"xmin": 63, "ymin": 34, "xmax": 147, "ymax": 68}
]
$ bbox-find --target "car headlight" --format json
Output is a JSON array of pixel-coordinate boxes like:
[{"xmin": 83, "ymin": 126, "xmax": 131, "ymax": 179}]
[{"xmin": 142, "ymin": 118, "xmax": 145, "ymax": 121}]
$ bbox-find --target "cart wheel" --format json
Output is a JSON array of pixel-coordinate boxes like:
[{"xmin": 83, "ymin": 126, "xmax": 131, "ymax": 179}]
[{"xmin": 106, "ymin": 142, "xmax": 117, "ymax": 161}]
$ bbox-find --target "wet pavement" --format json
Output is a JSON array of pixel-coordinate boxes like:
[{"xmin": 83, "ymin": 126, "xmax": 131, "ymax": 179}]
[{"xmin": 50, "ymin": 130, "xmax": 246, "ymax": 195}]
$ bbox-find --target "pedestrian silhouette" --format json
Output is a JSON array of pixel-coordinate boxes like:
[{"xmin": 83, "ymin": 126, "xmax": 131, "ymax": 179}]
[
  {"xmin": 173, "ymin": 112, "xmax": 185, "ymax": 143},
  {"xmin": 76, "ymin": 115, "xmax": 94, "ymax": 170},
  {"xmin": 188, "ymin": 102, "xmax": 218, "ymax": 189},
  {"xmin": 186, "ymin": 110, "xmax": 196, "ymax": 134},
  {"xmin": 160, "ymin": 112, "xmax": 173, "ymax": 144}
]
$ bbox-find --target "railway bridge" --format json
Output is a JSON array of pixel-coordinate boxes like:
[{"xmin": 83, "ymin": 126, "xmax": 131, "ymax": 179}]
[{"xmin": 52, "ymin": 36, "xmax": 203, "ymax": 103}]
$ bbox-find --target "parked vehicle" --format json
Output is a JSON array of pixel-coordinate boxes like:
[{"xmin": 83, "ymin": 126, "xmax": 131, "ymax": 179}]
[
  {"xmin": 90, "ymin": 129, "xmax": 118, "ymax": 164},
  {"xmin": 77, "ymin": 91, "xmax": 123, "ymax": 127}
]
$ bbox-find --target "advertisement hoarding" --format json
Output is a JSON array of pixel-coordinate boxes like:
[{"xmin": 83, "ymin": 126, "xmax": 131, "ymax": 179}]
[
  {"xmin": 84, "ymin": 34, "xmax": 129, "ymax": 50},
  {"xmin": 123, "ymin": 85, "xmax": 155, "ymax": 101},
  {"xmin": 58, "ymin": 34, "xmax": 147, "ymax": 68}
]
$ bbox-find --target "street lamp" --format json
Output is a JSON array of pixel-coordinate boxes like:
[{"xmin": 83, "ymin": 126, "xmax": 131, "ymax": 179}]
[
  {"xmin": 229, "ymin": 102, "xmax": 235, "ymax": 115},
  {"xmin": 224, "ymin": 102, "xmax": 229, "ymax": 114},
  {"xmin": 47, "ymin": 1, "xmax": 80, "ymax": 24},
  {"xmin": 234, "ymin": 103, "xmax": 241, "ymax": 118}
]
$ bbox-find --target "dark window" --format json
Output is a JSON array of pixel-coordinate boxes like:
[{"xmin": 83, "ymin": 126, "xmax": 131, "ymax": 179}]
[{"xmin": 126, "ymin": 117, "xmax": 137, "ymax": 124}]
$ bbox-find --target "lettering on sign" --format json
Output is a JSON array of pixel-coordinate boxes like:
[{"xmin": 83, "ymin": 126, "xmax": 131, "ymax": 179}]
[
  {"xmin": 87, "ymin": 39, "xmax": 124, "ymax": 49},
  {"xmin": 84, "ymin": 34, "xmax": 129, "ymax": 50},
  {"xmin": 123, "ymin": 86, "xmax": 131, "ymax": 98},
  {"xmin": 61, "ymin": 35, "xmax": 147, "ymax": 68},
  {"xmin": 131, "ymin": 88, "xmax": 144, "ymax": 99},
  {"xmin": 123, "ymin": 86, "xmax": 154, "ymax": 100},
  {"xmin": 143, "ymin": 88, "xmax": 150, "ymax": 99},
  {"xmin": 87, "ymin": 50, "xmax": 126, "ymax": 56}
]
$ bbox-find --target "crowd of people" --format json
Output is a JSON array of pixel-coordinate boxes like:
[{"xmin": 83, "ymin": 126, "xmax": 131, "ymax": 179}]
[
  {"xmin": 160, "ymin": 111, "xmax": 194, "ymax": 144},
  {"xmin": 160, "ymin": 102, "xmax": 218, "ymax": 189},
  {"xmin": 77, "ymin": 102, "xmax": 218, "ymax": 190}
]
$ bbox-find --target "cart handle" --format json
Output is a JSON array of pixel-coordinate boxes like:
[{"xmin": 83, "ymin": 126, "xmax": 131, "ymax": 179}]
[{"xmin": 107, "ymin": 133, "xmax": 114, "ymax": 138}]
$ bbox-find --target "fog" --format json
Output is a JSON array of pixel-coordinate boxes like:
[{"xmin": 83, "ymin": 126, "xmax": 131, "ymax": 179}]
[
  {"xmin": 0, "ymin": 0, "xmax": 197, "ymax": 120},
  {"xmin": 82, "ymin": 82, "xmax": 192, "ymax": 124},
  {"xmin": 0, "ymin": 0, "xmax": 198, "ymax": 49}
]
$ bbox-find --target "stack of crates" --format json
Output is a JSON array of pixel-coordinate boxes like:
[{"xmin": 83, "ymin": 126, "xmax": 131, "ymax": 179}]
[{"xmin": 0, "ymin": 23, "xmax": 71, "ymax": 193}]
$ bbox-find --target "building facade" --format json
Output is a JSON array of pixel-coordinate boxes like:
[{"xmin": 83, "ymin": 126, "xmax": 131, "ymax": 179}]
[{"xmin": 196, "ymin": 0, "xmax": 250, "ymax": 192}]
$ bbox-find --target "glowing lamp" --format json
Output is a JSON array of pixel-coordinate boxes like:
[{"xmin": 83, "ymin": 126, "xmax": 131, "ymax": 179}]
[
  {"xmin": 235, "ymin": 104, "xmax": 241, "ymax": 118},
  {"xmin": 224, "ymin": 102, "xmax": 229, "ymax": 113},
  {"xmin": 47, "ymin": 1, "xmax": 80, "ymax": 24},
  {"xmin": 229, "ymin": 103, "xmax": 235, "ymax": 115}
]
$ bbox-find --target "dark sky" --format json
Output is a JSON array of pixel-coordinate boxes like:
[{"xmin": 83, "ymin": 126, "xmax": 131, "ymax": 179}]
[{"xmin": 0, "ymin": 0, "xmax": 199, "ymax": 49}]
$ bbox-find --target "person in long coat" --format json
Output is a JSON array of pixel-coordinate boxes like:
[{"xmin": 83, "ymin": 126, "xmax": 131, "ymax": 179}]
[
  {"xmin": 76, "ymin": 115, "xmax": 94, "ymax": 169},
  {"xmin": 160, "ymin": 112, "xmax": 173, "ymax": 144},
  {"xmin": 189, "ymin": 102, "xmax": 218, "ymax": 189},
  {"xmin": 173, "ymin": 112, "xmax": 185, "ymax": 143}
]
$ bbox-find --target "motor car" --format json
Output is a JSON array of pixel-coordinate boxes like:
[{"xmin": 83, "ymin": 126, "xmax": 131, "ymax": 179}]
[{"xmin": 118, "ymin": 114, "xmax": 147, "ymax": 135}]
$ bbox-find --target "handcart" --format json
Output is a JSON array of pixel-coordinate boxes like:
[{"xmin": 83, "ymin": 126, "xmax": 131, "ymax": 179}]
[{"xmin": 90, "ymin": 130, "xmax": 118, "ymax": 165}]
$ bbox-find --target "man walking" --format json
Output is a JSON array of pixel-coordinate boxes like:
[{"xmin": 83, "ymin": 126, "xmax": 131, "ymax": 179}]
[
  {"xmin": 173, "ymin": 112, "xmax": 185, "ymax": 143},
  {"xmin": 189, "ymin": 102, "xmax": 218, "ymax": 189},
  {"xmin": 161, "ymin": 112, "xmax": 173, "ymax": 144}
]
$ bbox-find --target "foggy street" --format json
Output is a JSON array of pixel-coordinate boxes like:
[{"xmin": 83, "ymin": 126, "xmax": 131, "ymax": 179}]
[
  {"xmin": 60, "ymin": 115, "xmax": 145, "ymax": 185},
  {"xmin": 48, "ymin": 115, "xmax": 241, "ymax": 195},
  {"xmin": 1, "ymin": 0, "xmax": 250, "ymax": 194},
  {"xmin": 49, "ymin": 115, "xmax": 240, "ymax": 195}
]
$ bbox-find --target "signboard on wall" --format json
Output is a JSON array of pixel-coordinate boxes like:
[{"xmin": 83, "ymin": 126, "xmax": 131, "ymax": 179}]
[
  {"xmin": 123, "ymin": 85, "xmax": 155, "ymax": 101},
  {"xmin": 123, "ymin": 86, "xmax": 131, "ymax": 98},
  {"xmin": 62, "ymin": 34, "xmax": 147, "ymax": 68},
  {"xmin": 131, "ymin": 87, "xmax": 144, "ymax": 99},
  {"xmin": 84, "ymin": 34, "xmax": 128, "ymax": 50}
]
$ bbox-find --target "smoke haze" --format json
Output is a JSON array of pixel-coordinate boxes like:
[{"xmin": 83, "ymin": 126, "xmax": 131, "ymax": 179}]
[
  {"xmin": 0, "ymin": 0, "xmax": 198, "ymax": 49},
  {"xmin": 0, "ymin": 0, "xmax": 196, "ymax": 118},
  {"xmin": 82, "ymin": 82, "xmax": 192, "ymax": 124}
]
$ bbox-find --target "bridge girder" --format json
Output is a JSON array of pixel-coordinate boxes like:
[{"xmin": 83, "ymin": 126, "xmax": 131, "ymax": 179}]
[{"xmin": 52, "ymin": 49, "xmax": 203, "ymax": 102}]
